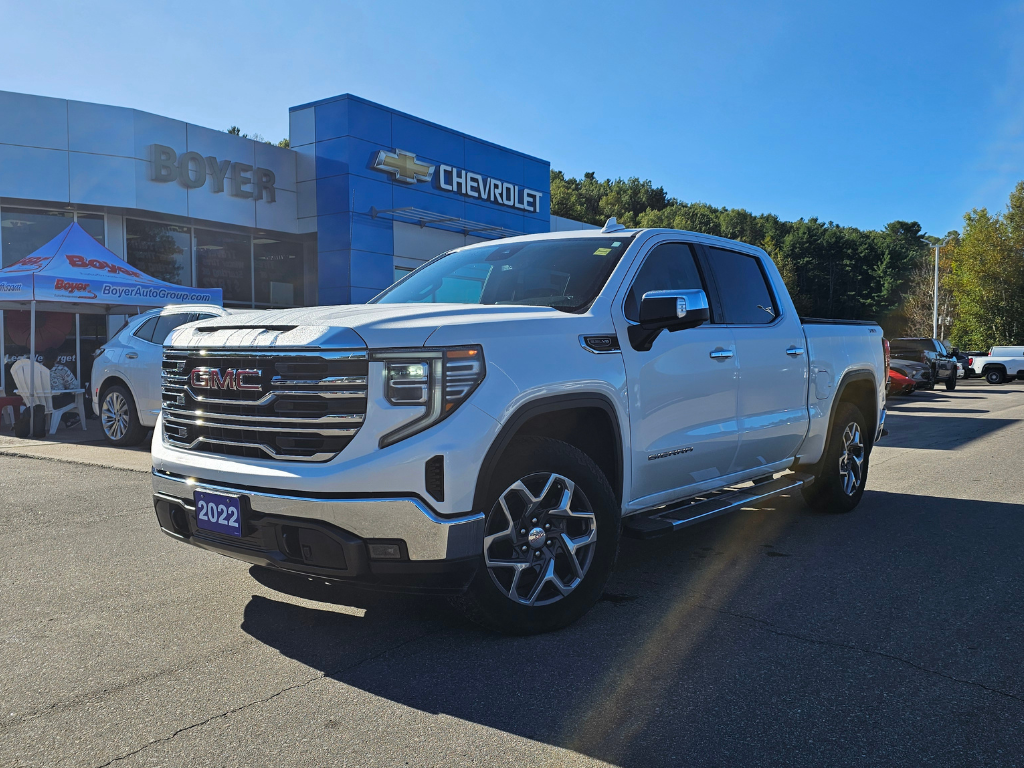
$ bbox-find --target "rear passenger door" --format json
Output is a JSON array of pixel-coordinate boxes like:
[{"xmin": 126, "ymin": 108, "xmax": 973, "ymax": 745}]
[
  {"xmin": 126, "ymin": 312, "xmax": 196, "ymax": 421},
  {"xmin": 702, "ymin": 246, "xmax": 809, "ymax": 474}
]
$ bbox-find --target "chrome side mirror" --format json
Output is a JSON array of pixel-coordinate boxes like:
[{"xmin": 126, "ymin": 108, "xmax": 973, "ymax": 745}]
[{"xmin": 629, "ymin": 289, "xmax": 710, "ymax": 351}]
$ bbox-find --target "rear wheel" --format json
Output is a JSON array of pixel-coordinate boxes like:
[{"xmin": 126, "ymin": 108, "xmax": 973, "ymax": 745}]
[
  {"xmin": 454, "ymin": 436, "xmax": 620, "ymax": 635},
  {"xmin": 801, "ymin": 401, "xmax": 869, "ymax": 514},
  {"xmin": 945, "ymin": 374, "xmax": 957, "ymax": 391},
  {"xmin": 985, "ymin": 368, "xmax": 1005, "ymax": 385},
  {"xmin": 100, "ymin": 385, "xmax": 146, "ymax": 446}
]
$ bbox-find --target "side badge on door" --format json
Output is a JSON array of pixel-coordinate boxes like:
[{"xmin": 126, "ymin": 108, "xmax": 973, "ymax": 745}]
[{"xmin": 648, "ymin": 446, "xmax": 694, "ymax": 461}]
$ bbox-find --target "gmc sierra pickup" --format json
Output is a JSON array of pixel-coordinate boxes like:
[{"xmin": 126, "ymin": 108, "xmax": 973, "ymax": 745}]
[{"xmin": 152, "ymin": 222, "xmax": 888, "ymax": 634}]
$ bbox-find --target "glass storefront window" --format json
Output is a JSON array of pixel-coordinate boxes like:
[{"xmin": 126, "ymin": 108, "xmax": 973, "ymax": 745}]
[
  {"xmin": 255, "ymin": 238, "xmax": 307, "ymax": 307},
  {"xmin": 126, "ymin": 219, "xmax": 192, "ymax": 285},
  {"xmin": 76, "ymin": 213, "xmax": 105, "ymax": 246},
  {"xmin": 196, "ymin": 229, "xmax": 252, "ymax": 306},
  {"xmin": 1, "ymin": 208, "xmax": 73, "ymax": 267},
  {"xmin": 0, "ymin": 209, "xmax": 106, "ymax": 267}
]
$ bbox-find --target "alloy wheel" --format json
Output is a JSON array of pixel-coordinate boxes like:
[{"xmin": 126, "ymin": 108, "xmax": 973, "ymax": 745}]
[
  {"xmin": 483, "ymin": 472, "xmax": 598, "ymax": 606},
  {"xmin": 101, "ymin": 392, "xmax": 130, "ymax": 441},
  {"xmin": 838, "ymin": 421, "xmax": 864, "ymax": 496}
]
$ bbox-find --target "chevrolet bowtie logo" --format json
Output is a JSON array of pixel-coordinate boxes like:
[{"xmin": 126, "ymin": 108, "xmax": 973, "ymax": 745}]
[{"xmin": 371, "ymin": 148, "xmax": 435, "ymax": 184}]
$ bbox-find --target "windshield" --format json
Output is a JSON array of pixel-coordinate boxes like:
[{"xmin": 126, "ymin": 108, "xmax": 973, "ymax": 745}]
[
  {"xmin": 372, "ymin": 236, "xmax": 634, "ymax": 312},
  {"xmin": 891, "ymin": 340, "xmax": 931, "ymax": 357}
]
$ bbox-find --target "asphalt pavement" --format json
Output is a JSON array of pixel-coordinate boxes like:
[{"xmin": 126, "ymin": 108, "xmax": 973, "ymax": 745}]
[{"xmin": 2, "ymin": 378, "xmax": 1024, "ymax": 767}]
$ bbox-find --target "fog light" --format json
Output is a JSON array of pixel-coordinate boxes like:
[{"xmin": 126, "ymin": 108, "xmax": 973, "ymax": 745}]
[{"xmin": 367, "ymin": 542, "xmax": 403, "ymax": 560}]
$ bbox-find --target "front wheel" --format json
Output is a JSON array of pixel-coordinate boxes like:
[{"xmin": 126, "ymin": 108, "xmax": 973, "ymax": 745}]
[
  {"xmin": 100, "ymin": 385, "xmax": 146, "ymax": 446},
  {"xmin": 454, "ymin": 436, "xmax": 620, "ymax": 635},
  {"xmin": 945, "ymin": 374, "xmax": 957, "ymax": 391},
  {"xmin": 801, "ymin": 401, "xmax": 869, "ymax": 513}
]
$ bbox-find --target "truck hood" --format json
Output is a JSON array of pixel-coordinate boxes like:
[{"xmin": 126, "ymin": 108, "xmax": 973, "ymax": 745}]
[{"xmin": 168, "ymin": 303, "xmax": 563, "ymax": 349}]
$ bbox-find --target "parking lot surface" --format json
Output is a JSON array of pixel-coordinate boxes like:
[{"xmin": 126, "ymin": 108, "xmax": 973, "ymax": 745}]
[{"xmin": 2, "ymin": 379, "xmax": 1024, "ymax": 767}]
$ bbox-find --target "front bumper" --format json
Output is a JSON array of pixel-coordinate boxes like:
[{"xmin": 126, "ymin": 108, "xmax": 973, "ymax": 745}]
[
  {"xmin": 875, "ymin": 407, "xmax": 887, "ymax": 442},
  {"xmin": 152, "ymin": 470, "xmax": 484, "ymax": 593}
]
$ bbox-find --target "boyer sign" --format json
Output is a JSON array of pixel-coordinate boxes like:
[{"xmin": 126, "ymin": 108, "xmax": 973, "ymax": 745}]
[{"xmin": 150, "ymin": 144, "xmax": 277, "ymax": 203}]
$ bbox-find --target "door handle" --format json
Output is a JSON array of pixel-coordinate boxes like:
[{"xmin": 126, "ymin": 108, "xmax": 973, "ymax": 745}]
[
  {"xmin": 786, "ymin": 347, "xmax": 805, "ymax": 356},
  {"xmin": 709, "ymin": 349, "xmax": 734, "ymax": 359},
  {"xmin": 125, "ymin": 353, "xmax": 138, "ymax": 359}
]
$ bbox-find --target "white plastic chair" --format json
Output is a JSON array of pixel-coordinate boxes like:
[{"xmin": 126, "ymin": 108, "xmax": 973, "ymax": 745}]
[{"xmin": 11, "ymin": 359, "xmax": 87, "ymax": 434}]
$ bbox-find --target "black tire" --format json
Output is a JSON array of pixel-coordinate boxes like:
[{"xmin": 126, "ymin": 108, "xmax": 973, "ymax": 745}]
[
  {"xmin": 454, "ymin": 436, "xmax": 620, "ymax": 635},
  {"xmin": 945, "ymin": 374, "xmax": 957, "ymax": 391},
  {"xmin": 985, "ymin": 369, "xmax": 1005, "ymax": 385},
  {"xmin": 100, "ymin": 384, "xmax": 147, "ymax": 446},
  {"xmin": 801, "ymin": 401, "xmax": 869, "ymax": 514}
]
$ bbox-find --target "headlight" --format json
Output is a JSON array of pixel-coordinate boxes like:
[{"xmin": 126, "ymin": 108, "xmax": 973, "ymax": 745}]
[{"xmin": 373, "ymin": 346, "xmax": 485, "ymax": 447}]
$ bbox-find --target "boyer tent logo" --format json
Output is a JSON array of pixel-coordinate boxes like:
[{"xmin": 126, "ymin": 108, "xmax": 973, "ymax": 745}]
[
  {"xmin": 65, "ymin": 254, "xmax": 143, "ymax": 279},
  {"xmin": 53, "ymin": 279, "xmax": 97, "ymax": 299}
]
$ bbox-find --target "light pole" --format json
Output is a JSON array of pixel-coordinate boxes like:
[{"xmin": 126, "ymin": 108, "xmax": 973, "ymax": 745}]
[{"xmin": 932, "ymin": 242, "xmax": 939, "ymax": 338}]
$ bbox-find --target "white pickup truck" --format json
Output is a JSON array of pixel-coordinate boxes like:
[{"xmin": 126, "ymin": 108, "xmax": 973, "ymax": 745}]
[
  {"xmin": 152, "ymin": 224, "xmax": 887, "ymax": 634},
  {"xmin": 969, "ymin": 346, "xmax": 1024, "ymax": 384}
]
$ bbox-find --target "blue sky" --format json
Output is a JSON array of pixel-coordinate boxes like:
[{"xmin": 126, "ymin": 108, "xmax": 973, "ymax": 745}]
[{"xmin": 2, "ymin": 0, "xmax": 1022, "ymax": 236}]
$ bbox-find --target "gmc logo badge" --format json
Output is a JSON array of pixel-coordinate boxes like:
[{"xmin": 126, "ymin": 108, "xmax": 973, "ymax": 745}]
[{"xmin": 190, "ymin": 367, "xmax": 262, "ymax": 391}]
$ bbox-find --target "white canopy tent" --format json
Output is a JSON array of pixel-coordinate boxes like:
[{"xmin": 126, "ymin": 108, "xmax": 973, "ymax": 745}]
[{"xmin": 0, "ymin": 222, "xmax": 222, "ymax": 430}]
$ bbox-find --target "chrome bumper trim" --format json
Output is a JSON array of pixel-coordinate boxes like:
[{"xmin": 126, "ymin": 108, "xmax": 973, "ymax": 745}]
[
  {"xmin": 875, "ymin": 407, "xmax": 887, "ymax": 442},
  {"xmin": 151, "ymin": 469, "xmax": 483, "ymax": 561}
]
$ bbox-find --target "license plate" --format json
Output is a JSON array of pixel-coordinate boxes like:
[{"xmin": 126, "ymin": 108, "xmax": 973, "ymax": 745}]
[{"xmin": 194, "ymin": 490, "xmax": 243, "ymax": 537}]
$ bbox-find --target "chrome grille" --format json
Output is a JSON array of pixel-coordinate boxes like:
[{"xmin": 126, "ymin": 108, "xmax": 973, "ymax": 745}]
[{"xmin": 161, "ymin": 349, "xmax": 368, "ymax": 462}]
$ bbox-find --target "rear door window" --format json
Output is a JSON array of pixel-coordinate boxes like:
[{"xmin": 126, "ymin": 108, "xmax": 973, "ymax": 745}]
[
  {"xmin": 705, "ymin": 247, "xmax": 777, "ymax": 325},
  {"xmin": 132, "ymin": 317, "xmax": 159, "ymax": 342},
  {"xmin": 151, "ymin": 313, "xmax": 192, "ymax": 345},
  {"xmin": 624, "ymin": 242, "xmax": 707, "ymax": 322}
]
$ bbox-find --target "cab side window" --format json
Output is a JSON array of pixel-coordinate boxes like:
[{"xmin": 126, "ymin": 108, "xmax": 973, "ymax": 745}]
[
  {"xmin": 624, "ymin": 243, "xmax": 706, "ymax": 322},
  {"xmin": 706, "ymin": 247, "xmax": 777, "ymax": 325}
]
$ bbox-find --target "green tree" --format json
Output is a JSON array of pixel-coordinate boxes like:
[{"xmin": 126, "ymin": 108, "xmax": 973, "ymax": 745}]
[
  {"xmin": 226, "ymin": 126, "xmax": 289, "ymax": 147},
  {"xmin": 949, "ymin": 182, "xmax": 1024, "ymax": 348}
]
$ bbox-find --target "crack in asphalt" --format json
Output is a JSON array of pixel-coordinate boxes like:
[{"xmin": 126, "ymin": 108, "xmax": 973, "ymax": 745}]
[
  {"xmin": 0, "ymin": 640, "xmax": 261, "ymax": 733},
  {"xmin": 704, "ymin": 604, "xmax": 1024, "ymax": 706},
  {"xmin": 89, "ymin": 628, "xmax": 439, "ymax": 768}
]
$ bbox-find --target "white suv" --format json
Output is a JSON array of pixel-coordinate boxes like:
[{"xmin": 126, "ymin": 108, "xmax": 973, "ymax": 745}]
[{"xmin": 92, "ymin": 305, "xmax": 230, "ymax": 445}]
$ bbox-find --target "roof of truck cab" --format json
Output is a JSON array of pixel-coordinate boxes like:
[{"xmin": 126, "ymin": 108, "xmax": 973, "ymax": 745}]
[{"xmin": 461, "ymin": 227, "xmax": 769, "ymax": 257}]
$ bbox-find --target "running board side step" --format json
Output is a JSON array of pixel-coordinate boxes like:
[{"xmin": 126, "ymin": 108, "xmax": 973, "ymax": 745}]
[{"xmin": 621, "ymin": 473, "xmax": 814, "ymax": 540}]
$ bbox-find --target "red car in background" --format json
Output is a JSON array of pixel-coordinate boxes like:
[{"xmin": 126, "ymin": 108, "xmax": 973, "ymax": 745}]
[{"xmin": 887, "ymin": 369, "xmax": 916, "ymax": 396}]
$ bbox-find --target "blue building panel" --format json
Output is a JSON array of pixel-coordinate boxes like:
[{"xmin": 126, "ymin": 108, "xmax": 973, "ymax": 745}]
[
  {"xmin": 314, "ymin": 175, "xmax": 350, "ymax": 217},
  {"xmin": 345, "ymin": 99, "xmax": 393, "ymax": 145},
  {"xmin": 349, "ymin": 249, "xmax": 395, "ymax": 291},
  {"xmin": 465, "ymin": 138, "xmax": 525, "ymax": 185},
  {"xmin": 523, "ymin": 216, "xmax": 549, "ymax": 235},
  {"xmin": 316, "ymin": 136, "xmax": 394, "ymax": 181},
  {"xmin": 350, "ymin": 213, "xmax": 393, "ymax": 255},
  {"xmin": 313, "ymin": 98, "xmax": 348, "ymax": 143},
  {"xmin": 316, "ymin": 212, "xmax": 351, "ymax": 253},
  {"xmin": 316, "ymin": 249, "xmax": 353, "ymax": 305},
  {"xmin": 347, "ymin": 174, "xmax": 394, "ymax": 216},
  {"xmin": 350, "ymin": 286, "xmax": 383, "ymax": 304},
  {"xmin": 392, "ymin": 114, "xmax": 466, "ymax": 169},
  {"xmin": 293, "ymin": 93, "xmax": 552, "ymax": 305}
]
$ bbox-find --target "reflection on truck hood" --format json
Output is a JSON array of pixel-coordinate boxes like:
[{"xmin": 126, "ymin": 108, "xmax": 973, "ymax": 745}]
[{"xmin": 168, "ymin": 303, "xmax": 563, "ymax": 349}]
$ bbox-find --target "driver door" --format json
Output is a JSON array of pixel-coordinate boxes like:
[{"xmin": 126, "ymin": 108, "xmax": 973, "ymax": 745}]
[{"xmin": 613, "ymin": 240, "xmax": 740, "ymax": 508}]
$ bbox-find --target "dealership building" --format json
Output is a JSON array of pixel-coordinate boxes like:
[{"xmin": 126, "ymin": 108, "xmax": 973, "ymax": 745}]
[{"xmin": 0, "ymin": 89, "xmax": 591, "ymax": 320}]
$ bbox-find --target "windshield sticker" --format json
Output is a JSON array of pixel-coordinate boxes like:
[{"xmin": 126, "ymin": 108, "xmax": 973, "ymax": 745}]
[{"xmin": 593, "ymin": 248, "xmax": 612, "ymax": 256}]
